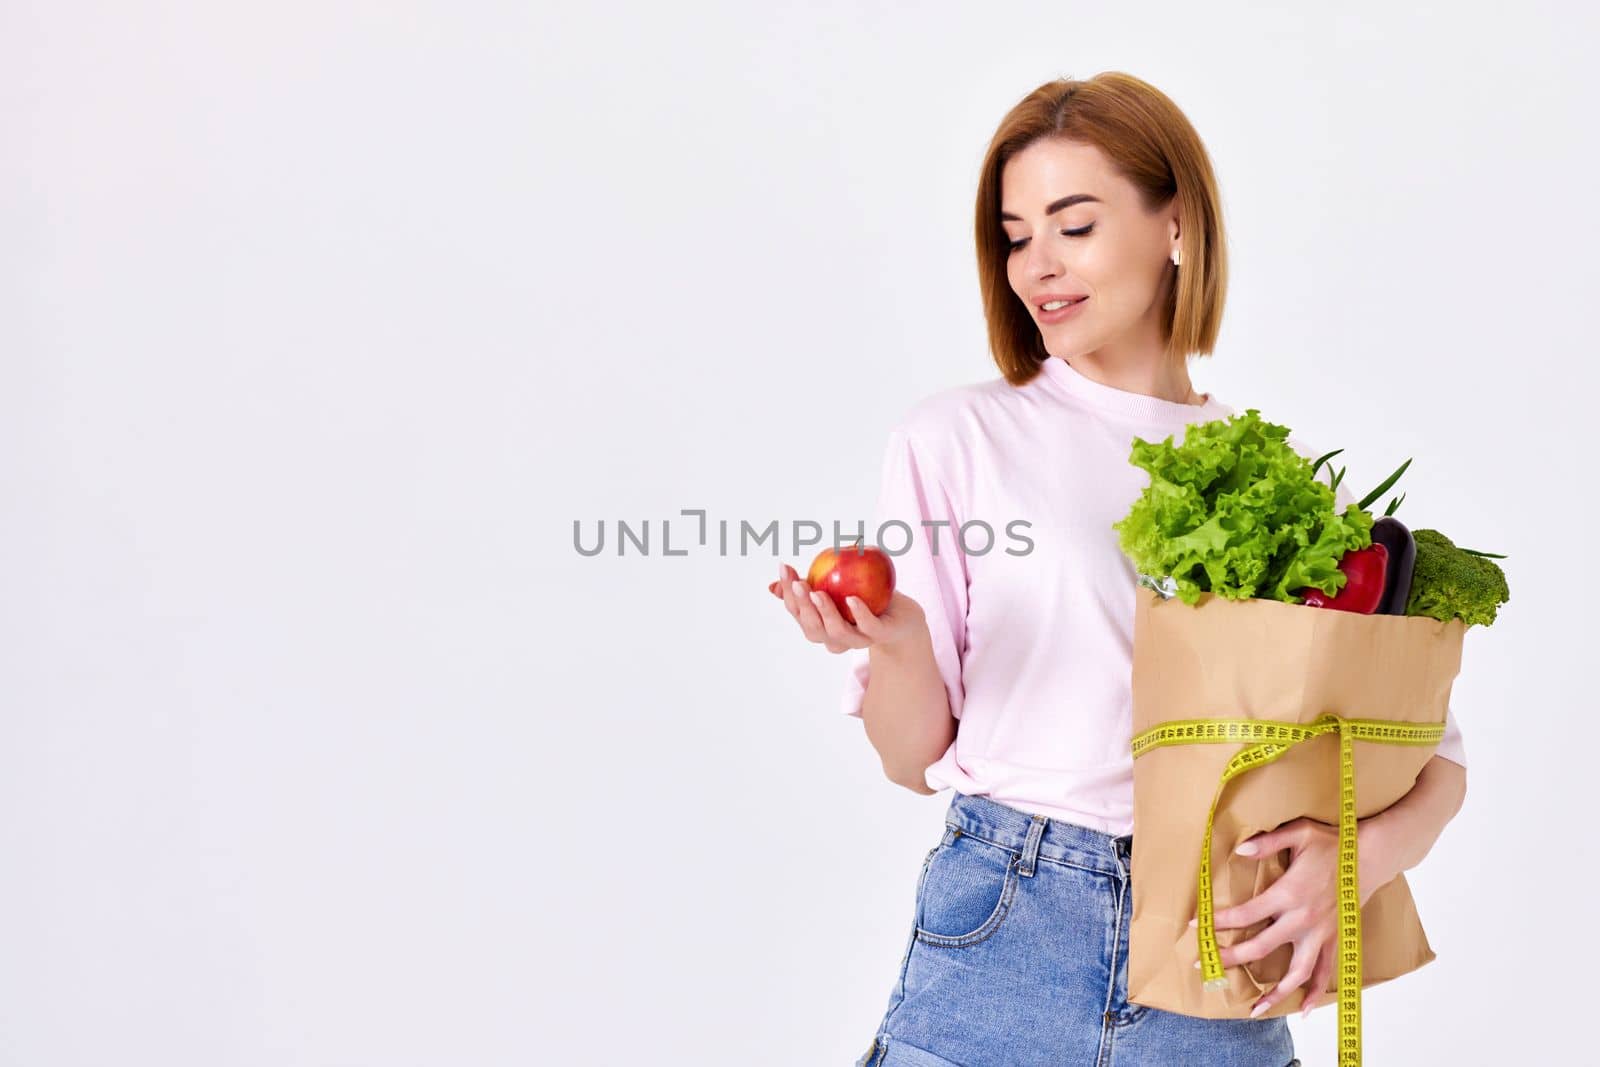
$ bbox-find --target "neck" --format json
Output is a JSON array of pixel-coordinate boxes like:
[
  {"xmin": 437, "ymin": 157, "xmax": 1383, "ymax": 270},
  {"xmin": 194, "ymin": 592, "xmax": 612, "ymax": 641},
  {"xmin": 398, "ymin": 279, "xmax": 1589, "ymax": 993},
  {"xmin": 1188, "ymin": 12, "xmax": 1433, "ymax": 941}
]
[{"xmin": 1061, "ymin": 347, "xmax": 1202, "ymax": 406}]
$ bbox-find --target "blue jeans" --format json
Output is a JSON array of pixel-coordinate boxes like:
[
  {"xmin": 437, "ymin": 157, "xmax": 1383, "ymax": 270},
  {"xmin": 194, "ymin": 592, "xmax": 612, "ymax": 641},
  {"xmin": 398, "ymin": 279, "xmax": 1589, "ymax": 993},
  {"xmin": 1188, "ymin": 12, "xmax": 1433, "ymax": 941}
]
[{"xmin": 854, "ymin": 792, "xmax": 1298, "ymax": 1067}]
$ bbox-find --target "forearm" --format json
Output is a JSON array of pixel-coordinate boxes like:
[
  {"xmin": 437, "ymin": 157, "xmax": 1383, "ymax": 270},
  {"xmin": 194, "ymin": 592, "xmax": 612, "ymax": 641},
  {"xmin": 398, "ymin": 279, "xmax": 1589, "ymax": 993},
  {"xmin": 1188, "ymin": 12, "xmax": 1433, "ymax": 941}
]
[
  {"xmin": 1360, "ymin": 754, "xmax": 1468, "ymax": 881},
  {"xmin": 860, "ymin": 630, "xmax": 958, "ymax": 794}
]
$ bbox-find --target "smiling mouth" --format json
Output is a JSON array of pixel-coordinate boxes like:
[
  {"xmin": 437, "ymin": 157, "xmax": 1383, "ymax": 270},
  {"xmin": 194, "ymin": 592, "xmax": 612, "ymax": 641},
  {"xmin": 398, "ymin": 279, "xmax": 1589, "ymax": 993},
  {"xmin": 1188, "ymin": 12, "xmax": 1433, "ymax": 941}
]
[{"xmin": 1037, "ymin": 296, "xmax": 1088, "ymax": 322}]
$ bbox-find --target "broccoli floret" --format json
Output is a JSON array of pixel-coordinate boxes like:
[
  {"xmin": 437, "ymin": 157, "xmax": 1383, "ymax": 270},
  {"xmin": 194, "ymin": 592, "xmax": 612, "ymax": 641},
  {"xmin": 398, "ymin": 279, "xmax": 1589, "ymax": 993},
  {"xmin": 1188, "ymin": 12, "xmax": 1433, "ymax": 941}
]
[{"xmin": 1405, "ymin": 528, "xmax": 1510, "ymax": 627}]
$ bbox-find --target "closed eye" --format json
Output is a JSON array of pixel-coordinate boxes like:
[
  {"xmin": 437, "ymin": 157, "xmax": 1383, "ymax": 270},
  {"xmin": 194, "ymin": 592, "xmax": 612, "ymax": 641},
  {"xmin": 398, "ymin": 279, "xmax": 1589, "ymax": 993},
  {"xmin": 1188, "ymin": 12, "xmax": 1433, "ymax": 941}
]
[{"xmin": 1007, "ymin": 224, "xmax": 1094, "ymax": 251}]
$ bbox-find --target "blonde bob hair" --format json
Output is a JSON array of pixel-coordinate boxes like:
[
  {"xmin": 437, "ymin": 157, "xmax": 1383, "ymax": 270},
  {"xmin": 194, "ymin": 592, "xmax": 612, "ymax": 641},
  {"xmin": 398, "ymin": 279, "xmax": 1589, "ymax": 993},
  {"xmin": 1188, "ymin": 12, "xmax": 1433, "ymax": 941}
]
[{"xmin": 975, "ymin": 72, "xmax": 1229, "ymax": 387}]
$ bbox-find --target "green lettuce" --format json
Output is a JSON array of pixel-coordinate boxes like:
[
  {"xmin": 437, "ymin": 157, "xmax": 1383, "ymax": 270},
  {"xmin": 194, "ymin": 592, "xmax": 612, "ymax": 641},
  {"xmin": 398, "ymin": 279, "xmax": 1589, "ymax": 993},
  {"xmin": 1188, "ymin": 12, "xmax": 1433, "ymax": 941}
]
[{"xmin": 1112, "ymin": 408, "xmax": 1373, "ymax": 606}]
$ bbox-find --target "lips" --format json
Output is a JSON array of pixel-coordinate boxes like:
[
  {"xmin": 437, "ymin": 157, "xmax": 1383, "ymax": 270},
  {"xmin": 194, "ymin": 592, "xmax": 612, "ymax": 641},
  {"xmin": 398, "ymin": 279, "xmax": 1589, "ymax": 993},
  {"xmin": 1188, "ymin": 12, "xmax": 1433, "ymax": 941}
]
[
  {"xmin": 1036, "ymin": 294, "xmax": 1088, "ymax": 323},
  {"xmin": 1037, "ymin": 295, "xmax": 1088, "ymax": 324},
  {"xmin": 1036, "ymin": 294, "xmax": 1088, "ymax": 310}
]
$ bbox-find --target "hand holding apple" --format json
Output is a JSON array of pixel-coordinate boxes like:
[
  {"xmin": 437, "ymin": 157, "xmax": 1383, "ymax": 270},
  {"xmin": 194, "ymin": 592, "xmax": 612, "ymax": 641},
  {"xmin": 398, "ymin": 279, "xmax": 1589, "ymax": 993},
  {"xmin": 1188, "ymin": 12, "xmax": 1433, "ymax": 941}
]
[
  {"xmin": 768, "ymin": 542, "xmax": 894, "ymax": 621},
  {"xmin": 771, "ymin": 544, "xmax": 923, "ymax": 656}
]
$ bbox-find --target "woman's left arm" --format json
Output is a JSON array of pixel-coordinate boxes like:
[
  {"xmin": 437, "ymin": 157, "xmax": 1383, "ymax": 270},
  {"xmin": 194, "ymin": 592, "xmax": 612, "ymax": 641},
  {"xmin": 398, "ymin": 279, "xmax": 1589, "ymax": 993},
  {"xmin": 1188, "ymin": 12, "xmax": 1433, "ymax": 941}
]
[
  {"xmin": 1361, "ymin": 754, "xmax": 1467, "ymax": 878},
  {"xmin": 1200, "ymin": 755, "xmax": 1467, "ymax": 1019}
]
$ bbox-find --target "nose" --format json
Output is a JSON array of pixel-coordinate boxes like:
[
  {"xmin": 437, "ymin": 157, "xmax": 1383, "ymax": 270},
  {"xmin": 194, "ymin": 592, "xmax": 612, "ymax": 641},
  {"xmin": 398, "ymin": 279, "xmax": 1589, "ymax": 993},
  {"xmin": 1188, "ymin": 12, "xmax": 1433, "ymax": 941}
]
[{"xmin": 1021, "ymin": 238, "xmax": 1064, "ymax": 283}]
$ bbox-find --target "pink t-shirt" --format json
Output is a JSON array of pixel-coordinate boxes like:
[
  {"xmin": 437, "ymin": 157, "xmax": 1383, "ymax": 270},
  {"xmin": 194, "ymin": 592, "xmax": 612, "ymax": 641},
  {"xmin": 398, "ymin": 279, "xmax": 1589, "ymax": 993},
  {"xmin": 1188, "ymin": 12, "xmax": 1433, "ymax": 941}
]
[{"xmin": 839, "ymin": 354, "xmax": 1467, "ymax": 836}]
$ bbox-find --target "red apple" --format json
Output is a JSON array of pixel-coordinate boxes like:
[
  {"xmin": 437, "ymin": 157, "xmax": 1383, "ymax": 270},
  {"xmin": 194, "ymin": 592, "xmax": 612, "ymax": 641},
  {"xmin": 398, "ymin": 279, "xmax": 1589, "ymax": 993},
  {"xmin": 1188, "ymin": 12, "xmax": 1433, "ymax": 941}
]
[
  {"xmin": 809, "ymin": 541, "xmax": 895, "ymax": 625},
  {"xmin": 767, "ymin": 541, "xmax": 894, "ymax": 625}
]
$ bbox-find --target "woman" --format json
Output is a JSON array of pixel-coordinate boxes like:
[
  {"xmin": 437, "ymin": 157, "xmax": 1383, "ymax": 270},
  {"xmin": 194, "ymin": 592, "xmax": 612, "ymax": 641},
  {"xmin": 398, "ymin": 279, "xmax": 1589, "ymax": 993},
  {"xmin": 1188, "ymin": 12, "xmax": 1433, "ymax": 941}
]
[{"xmin": 777, "ymin": 73, "xmax": 1468, "ymax": 1067}]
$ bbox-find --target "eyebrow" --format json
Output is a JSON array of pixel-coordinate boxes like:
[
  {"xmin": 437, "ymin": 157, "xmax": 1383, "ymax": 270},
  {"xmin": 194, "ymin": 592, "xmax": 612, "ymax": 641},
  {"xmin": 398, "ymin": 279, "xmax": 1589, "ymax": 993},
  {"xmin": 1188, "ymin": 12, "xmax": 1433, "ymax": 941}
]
[{"xmin": 1000, "ymin": 193, "xmax": 1102, "ymax": 221}]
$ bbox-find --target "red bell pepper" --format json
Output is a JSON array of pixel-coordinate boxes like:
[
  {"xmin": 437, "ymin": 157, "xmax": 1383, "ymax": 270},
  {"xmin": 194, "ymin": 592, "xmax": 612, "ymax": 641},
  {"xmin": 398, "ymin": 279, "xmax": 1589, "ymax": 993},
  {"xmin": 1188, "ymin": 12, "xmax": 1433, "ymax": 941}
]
[{"xmin": 1299, "ymin": 542, "xmax": 1389, "ymax": 614}]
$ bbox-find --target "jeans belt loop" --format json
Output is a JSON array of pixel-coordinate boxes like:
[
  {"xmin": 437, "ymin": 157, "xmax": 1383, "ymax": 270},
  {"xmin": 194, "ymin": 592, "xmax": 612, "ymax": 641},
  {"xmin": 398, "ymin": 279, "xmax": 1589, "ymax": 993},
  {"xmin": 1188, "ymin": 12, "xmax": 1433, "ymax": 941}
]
[{"xmin": 1018, "ymin": 814, "xmax": 1046, "ymax": 878}]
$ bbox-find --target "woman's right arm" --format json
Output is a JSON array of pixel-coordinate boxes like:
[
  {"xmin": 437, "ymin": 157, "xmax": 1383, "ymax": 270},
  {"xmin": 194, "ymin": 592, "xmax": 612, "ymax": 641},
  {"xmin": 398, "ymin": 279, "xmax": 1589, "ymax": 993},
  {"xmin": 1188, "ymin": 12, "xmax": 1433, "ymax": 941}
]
[
  {"xmin": 777, "ymin": 564, "xmax": 958, "ymax": 793},
  {"xmin": 857, "ymin": 605, "xmax": 958, "ymax": 793}
]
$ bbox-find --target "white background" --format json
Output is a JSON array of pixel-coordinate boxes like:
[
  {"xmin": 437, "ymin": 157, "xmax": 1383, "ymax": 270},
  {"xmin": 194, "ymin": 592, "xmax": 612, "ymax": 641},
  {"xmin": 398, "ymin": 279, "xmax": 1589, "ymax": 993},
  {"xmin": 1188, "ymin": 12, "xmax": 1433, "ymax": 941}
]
[{"xmin": 4, "ymin": 3, "xmax": 1592, "ymax": 1064}]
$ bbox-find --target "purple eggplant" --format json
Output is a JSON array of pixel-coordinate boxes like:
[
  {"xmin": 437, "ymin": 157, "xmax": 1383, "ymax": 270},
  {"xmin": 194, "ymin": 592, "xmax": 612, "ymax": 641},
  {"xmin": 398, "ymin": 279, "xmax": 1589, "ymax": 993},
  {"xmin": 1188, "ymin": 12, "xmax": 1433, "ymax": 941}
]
[{"xmin": 1369, "ymin": 516, "xmax": 1416, "ymax": 616}]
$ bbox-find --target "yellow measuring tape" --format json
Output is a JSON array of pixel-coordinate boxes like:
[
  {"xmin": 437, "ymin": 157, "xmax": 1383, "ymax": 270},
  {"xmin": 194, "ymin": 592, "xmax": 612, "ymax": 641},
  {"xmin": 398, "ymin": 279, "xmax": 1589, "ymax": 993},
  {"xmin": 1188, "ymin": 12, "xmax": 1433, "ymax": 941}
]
[{"xmin": 1130, "ymin": 713, "xmax": 1444, "ymax": 1067}]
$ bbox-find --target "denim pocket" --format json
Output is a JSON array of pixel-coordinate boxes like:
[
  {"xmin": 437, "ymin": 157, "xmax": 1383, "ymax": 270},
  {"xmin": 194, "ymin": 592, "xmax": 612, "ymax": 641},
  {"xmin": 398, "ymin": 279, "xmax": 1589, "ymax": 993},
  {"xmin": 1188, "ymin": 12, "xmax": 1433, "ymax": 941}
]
[{"xmin": 913, "ymin": 830, "xmax": 1020, "ymax": 948}]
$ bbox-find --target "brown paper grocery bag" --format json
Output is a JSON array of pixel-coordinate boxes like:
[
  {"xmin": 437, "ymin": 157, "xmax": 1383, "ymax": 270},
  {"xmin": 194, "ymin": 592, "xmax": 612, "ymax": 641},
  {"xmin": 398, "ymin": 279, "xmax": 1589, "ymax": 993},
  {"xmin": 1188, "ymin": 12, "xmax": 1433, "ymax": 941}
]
[{"xmin": 1125, "ymin": 584, "xmax": 1468, "ymax": 1020}]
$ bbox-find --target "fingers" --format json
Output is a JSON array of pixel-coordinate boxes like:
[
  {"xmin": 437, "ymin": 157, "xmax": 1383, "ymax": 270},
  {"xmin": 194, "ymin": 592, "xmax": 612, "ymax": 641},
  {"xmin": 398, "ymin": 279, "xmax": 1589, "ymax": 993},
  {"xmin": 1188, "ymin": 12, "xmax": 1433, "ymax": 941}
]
[
  {"xmin": 774, "ymin": 562, "xmax": 876, "ymax": 652},
  {"xmin": 808, "ymin": 586, "xmax": 870, "ymax": 652},
  {"xmin": 846, "ymin": 595, "xmax": 887, "ymax": 641},
  {"xmin": 1300, "ymin": 941, "xmax": 1337, "ymax": 1017},
  {"xmin": 1239, "ymin": 818, "xmax": 1331, "ymax": 861},
  {"xmin": 778, "ymin": 565, "xmax": 827, "ymax": 642},
  {"xmin": 1210, "ymin": 880, "xmax": 1290, "ymax": 932},
  {"xmin": 1234, "ymin": 822, "xmax": 1293, "ymax": 858},
  {"xmin": 1213, "ymin": 917, "xmax": 1295, "ymax": 970},
  {"xmin": 776, "ymin": 564, "xmax": 805, "ymax": 626},
  {"xmin": 770, "ymin": 562, "xmax": 803, "ymax": 600},
  {"xmin": 1249, "ymin": 937, "xmax": 1322, "ymax": 1018},
  {"xmin": 781, "ymin": 567, "xmax": 854, "ymax": 650}
]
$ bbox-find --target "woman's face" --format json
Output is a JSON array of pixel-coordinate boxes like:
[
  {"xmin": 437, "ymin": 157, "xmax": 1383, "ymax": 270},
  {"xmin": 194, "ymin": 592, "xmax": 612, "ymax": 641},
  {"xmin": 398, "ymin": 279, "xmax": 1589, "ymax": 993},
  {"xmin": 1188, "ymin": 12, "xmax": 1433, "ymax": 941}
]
[{"xmin": 999, "ymin": 138, "xmax": 1180, "ymax": 359}]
